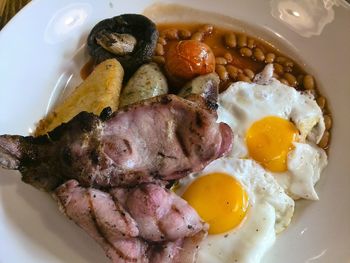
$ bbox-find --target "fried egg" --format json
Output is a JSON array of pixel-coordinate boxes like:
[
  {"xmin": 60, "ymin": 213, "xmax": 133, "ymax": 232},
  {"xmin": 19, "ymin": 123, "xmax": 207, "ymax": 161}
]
[
  {"xmin": 176, "ymin": 157, "xmax": 294, "ymax": 263},
  {"xmin": 218, "ymin": 77, "xmax": 328, "ymax": 200}
]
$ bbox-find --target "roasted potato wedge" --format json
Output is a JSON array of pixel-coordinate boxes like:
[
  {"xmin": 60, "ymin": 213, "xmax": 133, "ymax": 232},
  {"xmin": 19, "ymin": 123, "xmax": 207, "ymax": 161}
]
[{"xmin": 35, "ymin": 59, "xmax": 123, "ymax": 136}]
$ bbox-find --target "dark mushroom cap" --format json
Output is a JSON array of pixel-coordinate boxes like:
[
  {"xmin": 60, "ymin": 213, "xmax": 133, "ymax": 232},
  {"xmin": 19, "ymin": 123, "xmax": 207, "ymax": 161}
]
[{"xmin": 87, "ymin": 14, "xmax": 159, "ymax": 79}]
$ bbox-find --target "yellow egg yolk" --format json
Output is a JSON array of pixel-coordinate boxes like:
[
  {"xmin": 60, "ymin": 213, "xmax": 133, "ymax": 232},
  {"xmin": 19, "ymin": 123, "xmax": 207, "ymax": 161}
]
[
  {"xmin": 182, "ymin": 173, "xmax": 249, "ymax": 234},
  {"xmin": 246, "ymin": 116, "xmax": 298, "ymax": 173}
]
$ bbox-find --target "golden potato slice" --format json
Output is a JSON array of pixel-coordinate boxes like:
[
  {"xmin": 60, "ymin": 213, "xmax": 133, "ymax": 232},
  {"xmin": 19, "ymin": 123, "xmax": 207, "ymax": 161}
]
[{"xmin": 35, "ymin": 59, "xmax": 124, "ymax": 136}]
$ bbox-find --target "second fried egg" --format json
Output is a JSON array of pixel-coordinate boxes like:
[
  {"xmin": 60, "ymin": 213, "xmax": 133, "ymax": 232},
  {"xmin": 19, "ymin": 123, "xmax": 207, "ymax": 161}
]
[
  {"xmin": 176, "ymin": 157, "xmax": 294, "ymax": 263},
  {"xmin": 218, "ymin": 78, "xmax": 328, "ymax": 200}
]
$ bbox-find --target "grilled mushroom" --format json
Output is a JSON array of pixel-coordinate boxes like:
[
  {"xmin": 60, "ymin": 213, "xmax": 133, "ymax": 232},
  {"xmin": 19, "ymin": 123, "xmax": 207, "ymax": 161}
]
[
  {"xmin": 87, "ymin": 14, "xmax": 159, "ymax": 79},
  {"xmin": 95, "ymin": 30, "xmax": 137, "ymax": 56}
]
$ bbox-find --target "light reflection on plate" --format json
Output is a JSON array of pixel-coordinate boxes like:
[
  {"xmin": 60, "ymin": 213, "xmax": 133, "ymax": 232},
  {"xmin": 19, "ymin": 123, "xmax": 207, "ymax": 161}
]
[
  {"xmin": 271, "ymin": 0, "xmax": 350, "ymax": 37},
  {"xmin": 44, "ymin": 3, "xmax": 92, "ymax": 44}
]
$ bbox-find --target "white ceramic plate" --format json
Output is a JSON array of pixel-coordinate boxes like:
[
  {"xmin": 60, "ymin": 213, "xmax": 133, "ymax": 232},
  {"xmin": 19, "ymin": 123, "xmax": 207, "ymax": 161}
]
[{"xmin": 1, "ymin": 0, "xmax": 350, "ymax": 262}]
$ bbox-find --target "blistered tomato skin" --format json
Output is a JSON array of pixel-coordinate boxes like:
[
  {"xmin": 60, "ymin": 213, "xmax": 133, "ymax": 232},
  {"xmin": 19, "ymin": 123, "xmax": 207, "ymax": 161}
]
[{"xmin": 165, "ymin": 40, "xmax": 215, "ymax": 85}]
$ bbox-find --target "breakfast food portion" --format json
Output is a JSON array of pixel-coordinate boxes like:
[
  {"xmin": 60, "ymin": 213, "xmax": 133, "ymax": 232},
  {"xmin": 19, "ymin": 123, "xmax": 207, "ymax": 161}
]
[
  {"xmin": 119, "ymin": 62, "xmax": 168, "ymax": 107},
  {"xmin": 0, "ymin": 10, "xmax": 332, "ymax": 263},
  {"xmin": 177, "ymin": 157, "xmax": 294, "ymax": 263},
  {"xmin": 87, "ymin": 14, "xmax": 159, "ymax": 79},
  {"xmin": 218, "ymin": 70, "xmax": 328, "ymax": 200},
  {"xmin": 0, "ymin": 93, "xmax": 232, "ymax": 191},
  {"xmin": 35, "ymin": 59, "xmax": 124, "ymax": 136},
  {"xmin": 55, "ymin": 180, "xmax": 208, "ymax": 262}
]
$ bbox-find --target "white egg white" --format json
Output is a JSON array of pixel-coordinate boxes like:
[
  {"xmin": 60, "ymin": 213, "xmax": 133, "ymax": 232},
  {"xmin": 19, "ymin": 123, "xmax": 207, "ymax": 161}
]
[
  {"xmin": 177, "ymin": 158, "xmax": 295, "ymax": 263},
  {"xmin": 218, "ymin": 78, "xmax": 328, "ymax": 200},
  {"xmin": 282, "ymin": 142, "xmax": 327, "ymax": 200}
]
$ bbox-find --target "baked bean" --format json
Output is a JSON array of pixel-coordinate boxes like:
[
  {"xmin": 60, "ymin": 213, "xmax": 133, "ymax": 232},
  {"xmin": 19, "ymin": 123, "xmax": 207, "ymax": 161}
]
[
  {"xmin": 191, "ymin": 32, "xmax": 204, "ymax": 41},
  {"xmin": 155, "ymin": 43, "xmax": 164, "ymax": 56},
  {"xmin": 284, "ymin": 66, "xmax": 293, "ymax": 73},
  {"xmin": 279, "ymin": 78, "xmax": 289, "ymax": 85},
  {"xmin": 226, "ymin": 65, "xmax": 239, "ymax": 79},
  {"xmin": 316, "ymin": 96, "xmax": 326, "ymax": 109},
  {"xmin": 216, "ymin": 57, "xmax": 227, "ymax": 65},
  {"xmin": 297, "ymin": 74, "xmax": 304, "ymax": 86},
  {"xmin": 237, "ymin": 73, "xmax": 251, "ymax": 82},
  {"xmin": 253, "ymin": 48, "xmax": 265, "ymax": 62},
  {"xmin": 284, "ymin": 60, "xmax": 294, "ymax": 68},
  {"xmin": 162, "ymin": 28, "xmax": 179, "ymax": 40},
  {"xmin": 157, "ymin": 24, "xmax": 330, "ymax": 148},
  {"xmin": 324, "ymin": 115, "xmax": 332, "ymax": 130},
  {"xmin": 178, "ymin": 29, "xmax": 191, "ymax": 39},
  {"xmin": 237, "ymin": 34, "xmax": 247, "ymax": 47},
  {"xmin": 273, "ymin": 63, "xmax": 284, "ymax": 75},
  {"xmin": 224, "ymin": 32, "xmax": 237, "ymax": 48},
  {"xmin": 244, "ymin": 68, "xmax": 255, "ymax": 79},
  {"xmin": 275, "ymin": 56, "xmax": 287, "ymax": 64},
  {"xmin": 283, "ymin": 73, "xmax": 297, "ymax": 87},
  {"xmin": 224, "ymin": 52, "xmax": 233, "ymax": 63},
  {"xmin": 152, "ymin": 56, "xmax": 165, "ymax": 64},
  {"xmin": 216, "ymin": 65, "xmax": 229, "ymax": 81},
  {"xmin": 240, "ymin": 47, "xmax": 252, "ymax": 57},
  {"xmin": 157, "ymin": 37, "xmax": 167, "ymax": 45},
  {"xmin": 303, "ymin": 75, "xmax": 315, "ymax": 90},
  {"xmin": 199, "ymin": 24, "xmax": 214, "ymax": 34},
  {"xmin": 318, "ymin": 131, "xmax": 330, "ymax": 149},
  {"xmin": 247, "ymin": 38, "xmax": 255, "ymax": 49},
  {"xmin": 265, "ymin": 53, "xmax": 275, "ymax": 63}
]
